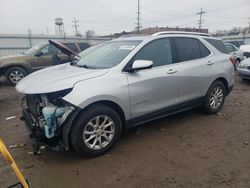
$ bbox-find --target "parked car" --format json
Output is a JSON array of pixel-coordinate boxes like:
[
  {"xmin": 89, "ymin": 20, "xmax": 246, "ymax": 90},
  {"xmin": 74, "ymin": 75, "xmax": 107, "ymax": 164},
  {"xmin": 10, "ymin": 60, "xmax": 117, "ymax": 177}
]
[
  {"xmin": 240, "ymin": 45, "xmax": 250, "ymax": 58},
  {"xmin": 0, "ymin": 41, "xmax": 91, "ymax": 85},
  {"xmin": 237, "ymin": 58, "xmax": 250, "ymax": 80},
  {"xmin": 224, "ymin": 43, "xmax": 245, "ymax": 68},
  {"xmin": 225, "ymin": 40, "xmax": 245, "ymax": 48},
  {"xmin": 16, "ymin": 32, "xmax": 234, "ymax": 157}
]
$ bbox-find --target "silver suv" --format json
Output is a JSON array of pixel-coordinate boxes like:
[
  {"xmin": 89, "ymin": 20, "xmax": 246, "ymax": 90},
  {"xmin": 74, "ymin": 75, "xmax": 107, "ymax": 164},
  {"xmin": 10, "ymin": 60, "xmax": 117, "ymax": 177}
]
[{"xmin": 16, "ymin": 32, "xmax": 234, "ymax": 157}]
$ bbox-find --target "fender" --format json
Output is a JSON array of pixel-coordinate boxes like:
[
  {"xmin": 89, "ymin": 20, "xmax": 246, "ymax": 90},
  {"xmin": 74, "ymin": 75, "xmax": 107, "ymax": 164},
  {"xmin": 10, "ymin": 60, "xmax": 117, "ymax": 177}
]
[
  {"xmin": 61, "ymin": 108, "xmax": 81, "ymax": 150},
  {"xmin": 2, "ymin": 62, "xmax": 32, "ymax": 74}
]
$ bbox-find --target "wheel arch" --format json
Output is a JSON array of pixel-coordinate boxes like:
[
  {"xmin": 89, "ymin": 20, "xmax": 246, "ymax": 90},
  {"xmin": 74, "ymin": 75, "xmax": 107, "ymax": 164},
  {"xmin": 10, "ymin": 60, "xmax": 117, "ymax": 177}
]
[
  {"xmin": 3, "ymin": 64, "xmax": 30, "ymax": 76},
  {"xmin": 62, "ymin": 100, "xmax": 127, "ymax": 150},
  {"xmin": 83, "ymin": 100, "xmax": 126, "ymax": 129},
  {"xmin": 213, "ymin": 77, "xmax": 229, "ymax": 94}
]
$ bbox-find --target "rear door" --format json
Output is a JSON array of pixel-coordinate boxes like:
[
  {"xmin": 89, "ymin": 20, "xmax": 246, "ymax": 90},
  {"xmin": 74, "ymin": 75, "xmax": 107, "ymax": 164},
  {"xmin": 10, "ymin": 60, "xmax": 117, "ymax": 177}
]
[
  {"xmin": 126, "ymin": 38, "xmax": 181, "ymax": 119},
  {"xmin": 171, "ymin": 37, "xmax": 213, "ymax": 102}
]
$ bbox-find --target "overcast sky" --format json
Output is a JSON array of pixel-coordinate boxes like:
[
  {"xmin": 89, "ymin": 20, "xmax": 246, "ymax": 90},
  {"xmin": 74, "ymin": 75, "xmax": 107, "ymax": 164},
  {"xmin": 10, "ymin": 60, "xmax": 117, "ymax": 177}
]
[{"xmin": 0, "ymin": 0, "xmax": 249, "ymax": 36}]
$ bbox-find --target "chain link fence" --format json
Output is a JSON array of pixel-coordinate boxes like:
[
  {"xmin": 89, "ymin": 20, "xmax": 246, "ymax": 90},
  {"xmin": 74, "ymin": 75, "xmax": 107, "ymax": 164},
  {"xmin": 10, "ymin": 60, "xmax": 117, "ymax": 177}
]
[{"xmin": 0, "ymin": 34, "xmax": 111, "ymax": 57}]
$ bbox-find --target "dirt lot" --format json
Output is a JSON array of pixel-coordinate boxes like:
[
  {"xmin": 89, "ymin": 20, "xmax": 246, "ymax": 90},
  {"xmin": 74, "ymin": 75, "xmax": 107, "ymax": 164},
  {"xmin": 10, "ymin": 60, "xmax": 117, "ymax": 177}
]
[{"xmin": 0, "ymin": 76, "xmax": 250, "ymax": 188}]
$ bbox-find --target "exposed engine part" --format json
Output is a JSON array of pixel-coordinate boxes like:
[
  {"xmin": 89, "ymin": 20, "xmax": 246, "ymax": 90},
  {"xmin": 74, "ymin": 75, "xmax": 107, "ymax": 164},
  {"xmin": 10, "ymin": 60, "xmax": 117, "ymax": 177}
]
[{"xmin": 42, "ymin": 105, "xmax": 74, "ymax": 138}]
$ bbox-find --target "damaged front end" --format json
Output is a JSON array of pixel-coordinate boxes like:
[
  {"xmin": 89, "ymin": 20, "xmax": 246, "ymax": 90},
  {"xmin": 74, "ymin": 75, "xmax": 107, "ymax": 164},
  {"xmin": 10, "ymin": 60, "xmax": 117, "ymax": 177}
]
[{"xmin": 20, "ymin": 89, "xmax": 77, "ymax": 153}]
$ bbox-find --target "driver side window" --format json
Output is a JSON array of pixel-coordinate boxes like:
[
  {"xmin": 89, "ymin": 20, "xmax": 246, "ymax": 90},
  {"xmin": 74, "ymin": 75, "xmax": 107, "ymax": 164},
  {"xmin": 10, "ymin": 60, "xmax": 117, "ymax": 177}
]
[
  {"xmin": 38, "ymin": 45, "xmax": 55, "ymax": 56},
  {"xmin": 134, "ymin": 38, "xmax": 173, "ymax": 67}
]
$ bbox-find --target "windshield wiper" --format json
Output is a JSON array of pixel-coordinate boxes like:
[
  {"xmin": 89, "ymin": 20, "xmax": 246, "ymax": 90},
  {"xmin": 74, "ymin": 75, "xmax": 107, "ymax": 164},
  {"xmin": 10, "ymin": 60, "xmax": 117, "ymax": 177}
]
[{"xmin": 77, "ymin": 64, "xmax": 90, "ymax": 69}]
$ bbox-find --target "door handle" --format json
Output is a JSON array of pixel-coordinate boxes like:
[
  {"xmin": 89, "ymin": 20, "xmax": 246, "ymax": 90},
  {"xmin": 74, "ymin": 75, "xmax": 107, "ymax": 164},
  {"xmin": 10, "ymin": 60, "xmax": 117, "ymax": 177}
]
[
  {"xmin": 167, "ymin": 69, "xmax": 178, "ymax": 74},
  {"xmin": 207, "ymin": 61, "xmax": 214, "ymax": 65}
]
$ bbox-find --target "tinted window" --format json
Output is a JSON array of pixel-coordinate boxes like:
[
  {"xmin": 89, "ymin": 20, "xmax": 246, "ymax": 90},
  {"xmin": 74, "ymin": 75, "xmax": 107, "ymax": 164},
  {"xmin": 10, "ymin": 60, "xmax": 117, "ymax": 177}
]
[
  {"xmin": 78, "ymin": 43, "xmax": 90, "ymax": 51},
  {"xmin": 239, "ymin": 41, "xmax": 244, "ymax": 46},
  {"xmin": 225, "ymin": 44, "xmax": 234, "ymax": 53},
  {"xmin": 63, "ymin": 43, "xmax": 78, "ymax": 52},
  {"xmin": 174, "ymin": 38, "xmax": 201, "ymax": 62},
  {"xmin": 232, "ymin": 45, "xmax": 238, "ymax": 51},
  {"xmin": 227, "ymin": 41, "xmax": 244, "ymax": 48},
  {"xmin": 199, "ymin": 42, "xmax": 211, "ymax": 58},
  {"xmin": 228, "ymin": 41, "xmax": 238, "ymax": 47},
  {"xmin": 134, "ymin": 38, "xmax": 172, "ymax": 67},
  {"xmin": 38, "ymin": 44, "xmax": 55, "ymax": 55},
  {"xmin": 205, "ymin": 38, "xmax": 228, "ymax": 54}
]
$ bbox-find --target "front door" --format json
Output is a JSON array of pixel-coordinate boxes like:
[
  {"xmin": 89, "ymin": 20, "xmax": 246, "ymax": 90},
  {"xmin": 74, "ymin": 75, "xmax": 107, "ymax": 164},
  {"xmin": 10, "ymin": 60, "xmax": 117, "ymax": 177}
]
[
  {"xmin": 31, "ymin": 44, "xmax": 54, "ymax": 71},
  {"xmin": 126, "ymin": 38, "xmax": 180, "ymax": 119}
]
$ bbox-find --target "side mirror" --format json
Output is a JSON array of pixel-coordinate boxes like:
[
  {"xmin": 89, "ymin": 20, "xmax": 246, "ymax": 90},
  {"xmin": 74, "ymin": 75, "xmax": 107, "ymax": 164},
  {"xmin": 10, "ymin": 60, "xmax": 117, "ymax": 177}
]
[
  {"xmin": 35, "ymin": 51, "xmax": 43, "ymax": 57},
  {"xmin": 128, "ymin": 60, "xmax": 153, "ymax": 72}
]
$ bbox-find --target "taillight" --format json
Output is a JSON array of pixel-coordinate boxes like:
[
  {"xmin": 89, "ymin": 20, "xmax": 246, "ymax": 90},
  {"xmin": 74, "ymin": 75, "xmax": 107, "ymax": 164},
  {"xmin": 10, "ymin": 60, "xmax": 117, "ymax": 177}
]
[{"xmin": 230, "ymin": 56, "xmax": 236, "ymax": 65}]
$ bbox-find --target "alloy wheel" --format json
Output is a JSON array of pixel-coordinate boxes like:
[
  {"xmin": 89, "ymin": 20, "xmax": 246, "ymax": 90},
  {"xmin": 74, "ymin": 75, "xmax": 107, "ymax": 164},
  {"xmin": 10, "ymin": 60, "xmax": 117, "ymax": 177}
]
[
  {"xmin": 209, "ymin": 87, "xmax": 224, "ymax": 109},
  {"xmin": 9, "ymin": 70, "xmax": 25, "ymax": 84},
  {"xmin": 83, "ymin": 115, "xmax": 115, "ymax": 150}
]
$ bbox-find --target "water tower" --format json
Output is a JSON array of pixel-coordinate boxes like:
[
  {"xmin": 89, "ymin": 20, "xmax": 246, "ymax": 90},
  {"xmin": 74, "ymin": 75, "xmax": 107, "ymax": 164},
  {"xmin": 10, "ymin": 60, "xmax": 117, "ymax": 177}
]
[{"xmin": 55, "ymin": 18, "xmax": 64, "ymax": 36}]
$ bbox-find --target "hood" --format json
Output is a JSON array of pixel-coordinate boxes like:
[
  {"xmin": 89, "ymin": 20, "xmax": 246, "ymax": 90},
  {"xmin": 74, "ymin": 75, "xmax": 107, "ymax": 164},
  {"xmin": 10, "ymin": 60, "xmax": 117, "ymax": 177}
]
[
  {"xmin": 0, "ymin": 54, "xmax": 29, "ymax": 65},
  {"xmin": 16, "ymin": 63, "xmax": 109, "ymax": 94},
  {"xmin": 240, "ymin": 58, "xmax": 250, "ymax": 65},
  {"xmin": 49, "ymin": 40, "xmax": 80, "ymax": 58},
  {"xmin": 240, "ymin": 45, "xmax": 250, "ymax": 52}
]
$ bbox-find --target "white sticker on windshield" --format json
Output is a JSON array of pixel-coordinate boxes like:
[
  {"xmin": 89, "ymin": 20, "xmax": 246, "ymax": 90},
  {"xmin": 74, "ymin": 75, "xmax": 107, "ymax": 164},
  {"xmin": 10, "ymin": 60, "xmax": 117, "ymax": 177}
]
[{"xmin": 119, "ymin": 45, "xmax": 136, "ymax": 50}]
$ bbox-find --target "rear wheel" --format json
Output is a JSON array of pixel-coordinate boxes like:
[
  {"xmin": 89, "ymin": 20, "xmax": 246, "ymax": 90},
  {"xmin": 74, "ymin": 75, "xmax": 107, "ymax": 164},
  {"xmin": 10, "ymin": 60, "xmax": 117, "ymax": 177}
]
[
  {"xmin": 70, "ymin": 104, "xmax": 122, "ymax": 157},
  {"xmin": 203, "ymin": 81, "xmax": 226, "ymax": 114},
  {"xmin": 5, "ymin": 67, "xmax": 27, "ymax": 85}
]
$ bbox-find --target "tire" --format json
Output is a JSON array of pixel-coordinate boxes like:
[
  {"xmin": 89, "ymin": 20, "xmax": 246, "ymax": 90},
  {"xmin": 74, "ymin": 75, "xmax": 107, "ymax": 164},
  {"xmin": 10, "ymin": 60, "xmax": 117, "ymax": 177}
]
[
  {"xmin": 241, "ymin": 78, "xmax": 249, "ymax": 81},
  {"xmin": 5, "ymin": 67, "xmax": 27, "ymax": 86},
  {"xmin": 203, "ymin": 81, "xmax": 226, "ymax": 114},
  {"xmin": 70, "ymin": 104, "xmax": 122, "ymax": 157}
]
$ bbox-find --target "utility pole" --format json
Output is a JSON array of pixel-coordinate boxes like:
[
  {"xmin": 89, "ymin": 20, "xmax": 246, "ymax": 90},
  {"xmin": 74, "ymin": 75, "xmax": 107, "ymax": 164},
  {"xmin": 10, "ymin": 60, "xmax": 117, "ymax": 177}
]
[
  {"xmin": 46, "ymin": 27, "xmax": 49, "ymax": 35},
  {"xmin": 196, "ymin": 8, "xmax": 206, "ymax": 32},
  {"xmin": 135, "ymin": 0, "xmax": 142, "ymax": 33},
  {"xmin": 27, "ymin": 29, "xmax": 32, "ymax": 47},
  {"xmin": 72, "ymin": 17, "xmax": 80, "ymax": 36},
  {"xmin": 248, "ymin": 18, "xmax": 250, "ymax": 32}
]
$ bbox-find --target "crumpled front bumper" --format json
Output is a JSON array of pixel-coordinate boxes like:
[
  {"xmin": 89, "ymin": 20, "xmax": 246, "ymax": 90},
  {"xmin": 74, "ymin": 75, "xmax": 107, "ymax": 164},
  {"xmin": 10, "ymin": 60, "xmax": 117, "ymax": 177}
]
[
  {"xmin": 21, "ymin": 108, "xmax": 44, "ymax": 140},
  {"xmin": 20, "ymin": 96, "xmax": 80, "ymax": 152},
  {"xmin": 20, "ymin": 103, "xmax": 65, "ymax": 151}
]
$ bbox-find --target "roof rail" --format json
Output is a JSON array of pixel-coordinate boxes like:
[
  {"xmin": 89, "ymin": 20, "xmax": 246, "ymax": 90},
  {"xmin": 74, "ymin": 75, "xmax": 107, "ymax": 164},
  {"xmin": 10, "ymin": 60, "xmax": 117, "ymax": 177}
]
[
  {"xmin": 152, "ymin": 31, "xmax": 211, "ymax": 37},
  {"xmin": 119, "ymin": 34, "xmax": 149, "ymax": 38}
]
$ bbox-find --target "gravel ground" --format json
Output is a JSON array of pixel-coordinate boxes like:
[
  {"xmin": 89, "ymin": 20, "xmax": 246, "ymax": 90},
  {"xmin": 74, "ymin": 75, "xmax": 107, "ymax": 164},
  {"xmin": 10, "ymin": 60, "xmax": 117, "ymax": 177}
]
[{"xmin": 0, "ymin": 75, "xmax": 250, "ymax": 188}]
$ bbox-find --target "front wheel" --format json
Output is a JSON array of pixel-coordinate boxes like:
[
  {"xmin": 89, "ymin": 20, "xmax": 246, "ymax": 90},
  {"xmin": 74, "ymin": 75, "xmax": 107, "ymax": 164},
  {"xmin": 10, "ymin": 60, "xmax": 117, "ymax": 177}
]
[
  {"xmin": 70, "ymin": 104, "xmax": 122, "ymax": 157},
  {"xmin": 203, "ymin": 81, "xmax": 226, "ymax": 114}
]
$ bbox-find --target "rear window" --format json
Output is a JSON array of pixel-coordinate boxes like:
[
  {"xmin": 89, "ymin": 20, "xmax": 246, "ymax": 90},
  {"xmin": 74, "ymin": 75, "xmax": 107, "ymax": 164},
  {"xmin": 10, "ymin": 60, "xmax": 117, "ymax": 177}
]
[
  {"xmin": 225, "ymin": 44, "xmax": 234, "ymax": 53},
  {"xmin": 205, "ymin": 38, "xmax": 228, "ymax": 54},
  {"xmin": 62, "ymin": 43, "xmax": 78, "ymax": 53},
  {"xmin": 227, "ymin": 41, "xmax": 244, "ymax": 48},
  {"xmin": 173, "ymin": 37, "xmax": 210, "ymax": 62},
  {"xmin": 78, "ymin": 43, "xmax": 90, "ymax": 51}
]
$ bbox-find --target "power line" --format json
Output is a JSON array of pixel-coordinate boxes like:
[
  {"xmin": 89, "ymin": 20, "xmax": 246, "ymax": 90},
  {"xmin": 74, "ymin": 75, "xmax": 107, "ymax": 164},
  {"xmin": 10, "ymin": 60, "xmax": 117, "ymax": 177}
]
[
  {"xmin": 72, "ymin": 17, "xmax": 80, "ymax": 36},
  {"xmin": 135, "ymin": 0, "xmax": 142, "ymax": 33},
  {"xmin": 196, "ymin": 8, "xmax": 205, "ymax": 32}
]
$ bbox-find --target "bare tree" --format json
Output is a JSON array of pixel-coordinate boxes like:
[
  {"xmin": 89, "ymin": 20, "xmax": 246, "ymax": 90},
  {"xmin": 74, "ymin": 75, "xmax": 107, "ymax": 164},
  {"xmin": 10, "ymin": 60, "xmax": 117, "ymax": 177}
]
[{"xmin": 86, "ymin": 30, "xmax": 95, "ymax": 39}]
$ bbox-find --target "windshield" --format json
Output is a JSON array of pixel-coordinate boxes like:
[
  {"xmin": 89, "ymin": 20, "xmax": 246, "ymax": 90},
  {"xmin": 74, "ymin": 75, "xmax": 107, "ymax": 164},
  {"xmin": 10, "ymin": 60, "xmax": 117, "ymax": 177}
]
[
  {"xmin": 76, "ymin": 40, "xmax": 141, "ymax": 69},
  {"xmin": 23, "ymin": 43, "xmax": 46, "ymax": 55}
]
